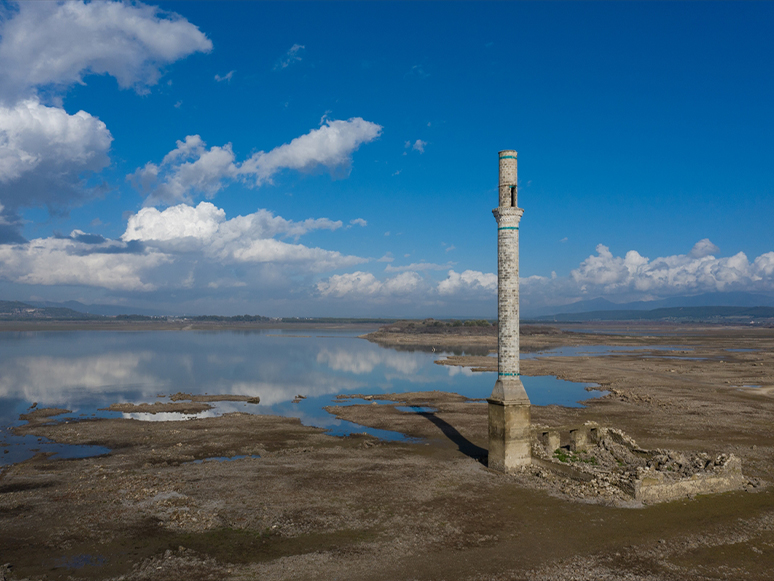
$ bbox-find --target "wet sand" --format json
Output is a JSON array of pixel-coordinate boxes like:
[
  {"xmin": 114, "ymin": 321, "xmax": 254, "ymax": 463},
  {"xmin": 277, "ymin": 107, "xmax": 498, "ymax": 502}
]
[{"xmin": 1, "ymin": 324, "xmax": 773, "ymax": 580}]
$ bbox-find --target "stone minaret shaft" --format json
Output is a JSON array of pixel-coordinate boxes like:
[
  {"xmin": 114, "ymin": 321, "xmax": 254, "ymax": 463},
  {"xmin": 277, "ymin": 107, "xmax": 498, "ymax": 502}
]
[{"xmin": 488, "ymin": 150, "xmax": 531, "ymax": 471}]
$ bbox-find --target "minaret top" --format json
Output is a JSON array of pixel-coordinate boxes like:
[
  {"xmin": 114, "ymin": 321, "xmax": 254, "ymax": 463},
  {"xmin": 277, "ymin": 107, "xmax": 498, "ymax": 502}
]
[{"xmin": 498, "ymin": 150, "xmax": 518, "ymax": 208}]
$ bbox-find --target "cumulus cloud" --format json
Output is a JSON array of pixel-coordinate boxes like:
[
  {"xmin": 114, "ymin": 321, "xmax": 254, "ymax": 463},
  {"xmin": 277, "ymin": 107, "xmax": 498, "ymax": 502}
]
[
  {"xmin": 0, "ymin": 202, "xmax": 365, "ymax": 293},
  {"xmin": 315, "ymin": 267, "xmax": 498, "ymax": 306},
  {"xmin": 316, "ymin": 271, "xmax": 424, "ymax": 299},
  {"xmin": 0, "ymin": 2, "xmax": 211, "ymax": 239},
  {"xmin": 274, "ymin": 44, "xmax": 305, "ymax": 70},
  {"xmin": 0, "ymin": 1, "xmax": 212, "ymax": 102},
  {"xmin": 239, "ymin": 118, "xmax": 382, "ymax": 186},
  {"xmin": 349, "ymin": 218, "xmax": 367, "ymax": 227},
  {"xmin": 0, "ymin": 233, "xmax": 168, "ymax": 291},
  {"xmin": 130, "ymin": 118, "xmax": 382, "ymax": 205},
  {"xmin": 688, "ymin": 238, "xmax": 720, "ymax": 258},
  {"xmin": 123, "ymin": 202, "xmax": 359, "ymax": 271},
  {"xmin": 128, "ymin": 135, "xmax": 237, "ymax": 206},
  {"xmin": 522, "ymin": 240, "xmax": 774, "ymax": 308},
  {"xmin": 437, "ymin": 270, "xmax": 497, "ymax": 296},
  {"xmin": 312, "ymin": 240, "xmax": 774, "ymax": 312},
  {"xmin": 0, "ymin": 99, "xmax": 112, "ymax": 215}
]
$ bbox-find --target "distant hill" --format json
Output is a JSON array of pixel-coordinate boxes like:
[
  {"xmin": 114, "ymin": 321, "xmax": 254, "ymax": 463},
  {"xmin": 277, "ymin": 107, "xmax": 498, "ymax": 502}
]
[
  {"xmin": 0, "ymin": 300, "xmax": 104, "ymax": 320},
  {"xmin": 528, "ymin": 305, "xmax": 774, "ymax": 323},
  {"xmin": 524, "ymin": 292, "xmax": 774, "ymax": 319},
  {"xmin": 27, "ymin": 300, "xmax": 171, "ymax": 317}
]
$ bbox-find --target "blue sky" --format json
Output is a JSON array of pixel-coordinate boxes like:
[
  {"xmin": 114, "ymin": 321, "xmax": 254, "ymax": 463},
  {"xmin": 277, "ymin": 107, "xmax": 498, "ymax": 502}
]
[{"xmin": 0, "ymin": 1, "xmax": 772, "ymax": 316}]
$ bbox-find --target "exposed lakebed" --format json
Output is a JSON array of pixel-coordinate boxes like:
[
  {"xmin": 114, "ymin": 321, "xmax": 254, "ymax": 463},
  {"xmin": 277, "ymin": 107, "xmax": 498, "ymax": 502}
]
[{"xmin": 1, "ymin": 329, "xmax": 601, "ymax": 465}]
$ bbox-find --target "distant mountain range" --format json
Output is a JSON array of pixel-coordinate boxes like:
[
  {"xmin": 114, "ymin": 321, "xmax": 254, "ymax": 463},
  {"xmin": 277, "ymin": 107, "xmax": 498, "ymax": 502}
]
[
  {"xmin": 528, "ymin": 305, "xmax": 774, "ymax": 323},
  {"xmin": 524, "ymin": 292, "xmax": 774, "ymax": 319},
  {"xmin": 26, "ymin": 300, "xmax": 171, "ymax": 317},
  {"xmin": 4, "ymin": 291, "xmax": 774, "ymax": 323},
  {"xmin": 0, "ymin": 300, "xmax": 102, "ymax": 320}
]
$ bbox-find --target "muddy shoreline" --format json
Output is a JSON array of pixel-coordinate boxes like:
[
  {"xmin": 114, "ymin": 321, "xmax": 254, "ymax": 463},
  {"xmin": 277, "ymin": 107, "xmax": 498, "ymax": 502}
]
[
  {"xmin": 1, "ymin": 324, "xmax": 773, "ymax": 580},
  {"xmin": 0, "ymin": 320, "xmax": 383, "ymax": 332}
]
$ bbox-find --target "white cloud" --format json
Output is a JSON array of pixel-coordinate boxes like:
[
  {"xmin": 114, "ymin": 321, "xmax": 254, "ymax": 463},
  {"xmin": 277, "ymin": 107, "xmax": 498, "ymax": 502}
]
[
  {"xmin": 123, "ymin": 202, "xmax": 358, "ymax": 272},
  {"xmin": 316, "ymin": 271, "xmax": 424, "ymax": 299},
  {"xmin": 437, "ymin": 270, "xmax": 497, "ymax": 296},
  {"xmin": 688, "ymin": 238, "xmax": 720, "ymax": 258},
  {"xmin": 239, "ymin": 118, "xmax": 383, "ymax": 186},
  {"xmin": 349, "ymin": 218, "xmax": 367, "ymax": 227},
  {"xmin": 377, "ymin": 252, "xmax": 394, "ymax": 263},
  {"xmin": 124, "ymin": 202, "xmax": 343, "ymax": 244},
  {"xmin": 445, "ymin": 245, "xmax": 456, "ymax": 253},
  {"xmin": 128, "ymin": 135, "xmax": 237, "ymax": 206},
  {"xmin": 314, "ymin": 267, "xmax": 500, "ymax": 307},
  {"xmin": 130, "ymin": 118, "xmax": 382, "ymax": 204},
  {"xmin": 0, "ymin": 2, "xmax": 211, "ymax": 239},
  {"xmin": 0, "ymin": 202, "xmax": 365, "ymax": 293},
  {"xmin": 385, "ymin": 261, "xmax": 455, "ymax": 273},
  {"xmin": 0, "ymin": 234, "xmax": 168, "ymax": 291},
  {"xmin": 0, "ymin": 98, "xmax": 112, "ymax": 212},
  {"xmin": 274, "ymin": 44, "xmax": 305, "ymax": 70},
  {"xmin": 316, "ymin": 271, "xmax": 382, "ymax": 297},
  {"xmin": 522, "ymin": 240, "xmax": 774, "ymax": 308},
  {"xmin": 0, "ymin": 1, "xmax": 212, "ymax": 102},
  {"xmin": 404, "ymin": 139, "xmax": 426, "ymax": 154},
  {"xmin": 214, "ymin": 70, "xmax": 235, "ymax": 83}
]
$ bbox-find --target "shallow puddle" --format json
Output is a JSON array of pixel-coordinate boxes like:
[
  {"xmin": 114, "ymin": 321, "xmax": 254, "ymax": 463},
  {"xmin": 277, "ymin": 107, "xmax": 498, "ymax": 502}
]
[{"xmin": 187, "ymin": 454, "xmax": 262, "ymax": 464}]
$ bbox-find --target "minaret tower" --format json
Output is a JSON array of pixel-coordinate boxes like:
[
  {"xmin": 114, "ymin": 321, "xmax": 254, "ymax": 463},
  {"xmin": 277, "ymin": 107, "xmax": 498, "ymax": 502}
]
[{"xmin": 488, "ymin": 150, "xmax": 531, "ymax": 472}]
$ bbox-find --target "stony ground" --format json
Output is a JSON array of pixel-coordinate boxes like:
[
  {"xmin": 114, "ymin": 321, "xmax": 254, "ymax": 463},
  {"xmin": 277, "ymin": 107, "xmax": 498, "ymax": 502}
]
[{"xmin": 1, "ymin": 324, "xmax": 773, "ymax": 580}]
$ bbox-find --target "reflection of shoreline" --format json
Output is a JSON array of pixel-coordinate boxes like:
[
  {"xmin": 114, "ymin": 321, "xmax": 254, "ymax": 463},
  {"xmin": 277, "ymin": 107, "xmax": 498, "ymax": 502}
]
[{"xmin": 0, "ymin": 321, "xmax": 383, "ymax": 332}]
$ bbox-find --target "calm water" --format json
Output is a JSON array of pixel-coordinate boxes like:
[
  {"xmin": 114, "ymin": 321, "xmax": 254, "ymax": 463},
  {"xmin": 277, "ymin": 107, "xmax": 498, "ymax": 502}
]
[{"xmin": 0, "ymin": 330, "xmax": 601, "ymax": 465}]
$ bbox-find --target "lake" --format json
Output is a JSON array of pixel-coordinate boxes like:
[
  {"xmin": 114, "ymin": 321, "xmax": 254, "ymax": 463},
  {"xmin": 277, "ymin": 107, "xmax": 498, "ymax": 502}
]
[{"xmin": 0, "ymin": 329, "xmax": 601, "ymax": 465}]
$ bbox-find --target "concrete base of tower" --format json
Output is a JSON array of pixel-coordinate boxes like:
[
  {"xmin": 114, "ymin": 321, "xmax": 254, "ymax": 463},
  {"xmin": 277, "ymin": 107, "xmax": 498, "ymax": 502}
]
[
  {"xmin": 487, "ymin": 387, "xmax": 531, "ymax": 472},
  {"xmin": 490, "ymin": 377, "xmax": 531, "ymax": 403}
]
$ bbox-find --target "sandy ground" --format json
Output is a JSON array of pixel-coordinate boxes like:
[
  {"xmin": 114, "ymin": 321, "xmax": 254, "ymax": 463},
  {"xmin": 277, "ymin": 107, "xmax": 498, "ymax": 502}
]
[{"xmin": 1, "ymin": 324, "xmax": 773, "ymax": 580}]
